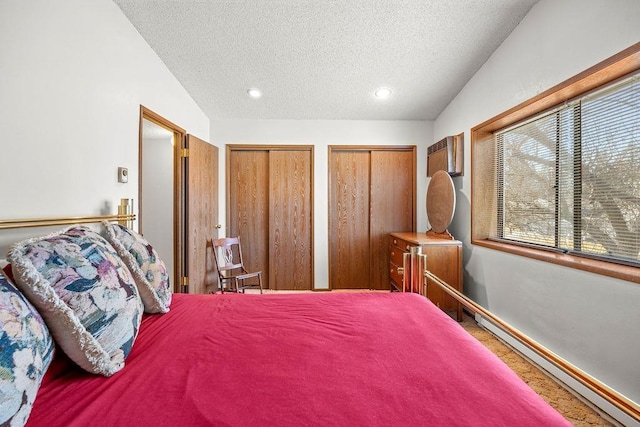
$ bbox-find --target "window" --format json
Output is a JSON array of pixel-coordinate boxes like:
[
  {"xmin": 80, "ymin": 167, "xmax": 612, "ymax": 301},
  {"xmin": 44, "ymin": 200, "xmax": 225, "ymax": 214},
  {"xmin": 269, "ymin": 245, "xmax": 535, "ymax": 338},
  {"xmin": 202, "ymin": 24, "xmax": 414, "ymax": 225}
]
[
  {"xmin": 496, "ymin": 75, "xmax": 640, "ymax": 265},
  {"xmin": 471, "ymin": 43, "xmax": 640, "ymax": 283}
]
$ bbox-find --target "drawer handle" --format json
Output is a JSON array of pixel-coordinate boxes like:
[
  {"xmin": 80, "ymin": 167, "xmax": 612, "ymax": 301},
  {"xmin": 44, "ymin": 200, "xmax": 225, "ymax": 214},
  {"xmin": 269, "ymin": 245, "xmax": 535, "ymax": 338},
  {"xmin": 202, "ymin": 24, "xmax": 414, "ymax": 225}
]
[
  {"xmin": 406, "ymin": 245, "xmax": 410, "ymax": 250},
  {"xmin": 397, "ymin": 267, "xmax": 404, "ymax": 276},
  {"xmin": 393, "ymin": 239, "xmax": 397, "ymax": 245},
  {"xmin": 391, "ymin": 251, "xmax": 395, "ymax": 256}
]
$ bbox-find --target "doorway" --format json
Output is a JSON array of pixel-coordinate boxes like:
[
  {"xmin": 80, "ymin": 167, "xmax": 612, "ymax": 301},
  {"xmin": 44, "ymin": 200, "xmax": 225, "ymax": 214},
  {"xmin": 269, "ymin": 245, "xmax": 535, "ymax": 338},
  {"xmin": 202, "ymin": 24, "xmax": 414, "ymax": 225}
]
[
  {"xmin": 139, "ymin": 106, "xmax": 218, "ymax": 294},
  {"xmin": 139, "ymin": 107, "xmax": 184, "ymax": 291}
]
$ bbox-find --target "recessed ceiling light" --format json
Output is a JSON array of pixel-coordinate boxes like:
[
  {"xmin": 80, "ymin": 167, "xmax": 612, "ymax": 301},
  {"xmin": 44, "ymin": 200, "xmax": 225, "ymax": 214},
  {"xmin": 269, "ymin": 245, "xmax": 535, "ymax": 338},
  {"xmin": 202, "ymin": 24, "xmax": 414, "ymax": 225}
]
[
  {"xmin": 247, "ymin": 88, "xmax": 262, "ymax": 98},
  {"xmin": 375, "ymin": 87, "xmax": 392, "ymax": 99}
]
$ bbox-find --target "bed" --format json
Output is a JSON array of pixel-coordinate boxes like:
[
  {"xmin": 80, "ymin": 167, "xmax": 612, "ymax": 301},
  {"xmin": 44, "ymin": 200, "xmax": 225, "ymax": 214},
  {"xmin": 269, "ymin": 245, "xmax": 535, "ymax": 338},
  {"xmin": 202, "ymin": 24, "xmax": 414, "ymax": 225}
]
[{"xmin": 0, "ymin": 221, "xmax": 570, "ymax": 426}]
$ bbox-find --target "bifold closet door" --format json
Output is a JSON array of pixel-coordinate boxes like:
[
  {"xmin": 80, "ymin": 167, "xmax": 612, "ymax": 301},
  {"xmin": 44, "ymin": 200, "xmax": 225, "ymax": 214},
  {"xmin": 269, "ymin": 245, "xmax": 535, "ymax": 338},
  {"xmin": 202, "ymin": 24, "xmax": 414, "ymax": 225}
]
[
  {"xmin": 228, "ymin": 147, "xmax": 313, "ymax": 290},
  {"xmin": 329, "ymin": 147, "xmax": 415, "ymax": 290}
]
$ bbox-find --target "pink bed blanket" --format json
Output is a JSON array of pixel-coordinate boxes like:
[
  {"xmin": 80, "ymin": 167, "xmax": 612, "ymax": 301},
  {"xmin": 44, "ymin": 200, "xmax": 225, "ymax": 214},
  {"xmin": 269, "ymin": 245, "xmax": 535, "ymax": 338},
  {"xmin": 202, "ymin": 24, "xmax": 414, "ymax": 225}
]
[{"xmin": 28, "ymin": 292, "xmax": 569, "ymax": 426}]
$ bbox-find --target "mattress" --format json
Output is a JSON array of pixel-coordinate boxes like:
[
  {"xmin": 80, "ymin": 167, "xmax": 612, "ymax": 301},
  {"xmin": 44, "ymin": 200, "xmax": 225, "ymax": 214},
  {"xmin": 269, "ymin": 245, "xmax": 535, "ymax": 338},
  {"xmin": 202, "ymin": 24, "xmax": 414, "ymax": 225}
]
[{"xmin": 28, "ymin": 292, "xmax": 569, "ymax": 426}]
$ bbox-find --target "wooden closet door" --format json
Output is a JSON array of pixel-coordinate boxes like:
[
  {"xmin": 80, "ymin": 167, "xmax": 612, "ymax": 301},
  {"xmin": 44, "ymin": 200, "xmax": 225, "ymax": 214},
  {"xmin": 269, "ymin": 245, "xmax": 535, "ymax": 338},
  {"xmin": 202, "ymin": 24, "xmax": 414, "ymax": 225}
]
[
  {"xmin": 369, "ymin": 150, "xmax": 414, "ymax": 290},
  {"xmin": 329, "ymin": 150, "xmax": 371, "ymax": 289},
  {"xmin": 269, "ymin": 150, "xmax": 312, "ymax": 290},
  {"xmin": 228, "ymin": 150, "xmax": 270, "ymax": 288},
  {"xmin": 329, "ymin": 147, "xmax": 415, "ymax": 290},
  {"xmin": 228, "ymin": 146, "xmax": 314, "ymax": 290}
]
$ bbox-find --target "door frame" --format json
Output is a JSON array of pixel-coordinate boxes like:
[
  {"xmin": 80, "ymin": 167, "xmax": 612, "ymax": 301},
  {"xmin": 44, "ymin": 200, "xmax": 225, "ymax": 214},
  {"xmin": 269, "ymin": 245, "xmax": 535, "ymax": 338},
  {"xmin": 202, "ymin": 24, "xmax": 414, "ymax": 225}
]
[{"xmin": 139, "ymin": 106, "xmax": 185, "ymax": 292}]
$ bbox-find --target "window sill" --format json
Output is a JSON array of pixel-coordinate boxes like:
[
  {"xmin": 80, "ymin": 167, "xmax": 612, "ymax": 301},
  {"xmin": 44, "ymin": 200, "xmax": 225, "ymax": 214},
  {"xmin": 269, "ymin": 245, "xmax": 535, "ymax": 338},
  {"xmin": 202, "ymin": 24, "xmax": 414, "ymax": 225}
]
[{"xmin": 472, "ymin": 239, "xmax": 640, "ymax": 284}]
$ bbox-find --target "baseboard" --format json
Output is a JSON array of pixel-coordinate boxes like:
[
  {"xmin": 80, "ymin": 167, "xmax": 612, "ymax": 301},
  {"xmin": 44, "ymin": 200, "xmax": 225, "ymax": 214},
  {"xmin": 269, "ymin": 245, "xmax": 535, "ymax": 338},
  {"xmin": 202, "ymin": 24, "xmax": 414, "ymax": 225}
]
[{"xmin": 476, "ymin": 314, "xmax": 638, "ymax": 427}]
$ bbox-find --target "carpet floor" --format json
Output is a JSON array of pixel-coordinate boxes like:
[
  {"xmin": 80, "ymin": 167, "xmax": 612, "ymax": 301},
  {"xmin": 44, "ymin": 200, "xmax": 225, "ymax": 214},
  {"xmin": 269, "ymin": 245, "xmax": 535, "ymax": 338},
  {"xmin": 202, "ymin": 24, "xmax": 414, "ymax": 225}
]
[{"xmin": 459, "ymin": 314, "xmax": 614, "ymax": 426}]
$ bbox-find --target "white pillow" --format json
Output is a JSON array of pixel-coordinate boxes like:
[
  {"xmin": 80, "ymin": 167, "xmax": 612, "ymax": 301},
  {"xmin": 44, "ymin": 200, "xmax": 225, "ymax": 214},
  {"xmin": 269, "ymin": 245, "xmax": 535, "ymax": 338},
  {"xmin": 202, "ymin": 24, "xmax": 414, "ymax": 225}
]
[
  {"xmin": 102, "ymin": 221, "xmax": 171, "ymax": 314},
  {"xmin": 7, "ymin": 226, "xmax": 143, "ymax": 376}
]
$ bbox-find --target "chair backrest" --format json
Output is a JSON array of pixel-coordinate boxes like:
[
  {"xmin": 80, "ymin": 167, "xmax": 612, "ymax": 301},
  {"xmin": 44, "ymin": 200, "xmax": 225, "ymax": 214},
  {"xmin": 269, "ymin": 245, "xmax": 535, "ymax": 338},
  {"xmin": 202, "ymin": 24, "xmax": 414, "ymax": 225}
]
[{"xmin": 211, "ymin": 236, "xmax": 245, "ymax": 276}]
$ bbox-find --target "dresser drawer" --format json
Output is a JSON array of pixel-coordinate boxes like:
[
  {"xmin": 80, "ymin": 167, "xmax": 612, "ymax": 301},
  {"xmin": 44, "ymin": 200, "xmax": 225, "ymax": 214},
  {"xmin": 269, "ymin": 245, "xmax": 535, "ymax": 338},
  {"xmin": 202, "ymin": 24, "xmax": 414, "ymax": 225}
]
[
  {"xmin": 389, "ymin": 262, "xmax": 403, "ymax": 290},
  {"xmin": 389, "ymin": 245, "xmax": 404, "ymax": 266},
  {"xmin": 389, "ymin": 235, "xmax": 412, "ymax": 251}
]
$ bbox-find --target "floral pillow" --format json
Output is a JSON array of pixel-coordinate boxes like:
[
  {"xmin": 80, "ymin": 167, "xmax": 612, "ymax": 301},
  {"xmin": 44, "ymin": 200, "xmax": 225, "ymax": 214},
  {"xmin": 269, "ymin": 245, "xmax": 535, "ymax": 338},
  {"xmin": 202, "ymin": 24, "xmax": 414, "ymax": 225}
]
[
  {"xmin": 7, "ymin": 226, "xmax": 143, "ymax": 377},
  {"xmin": 102, "ymin": 222, "xmax": 171, "ymax": 313},
  {"xmin": 0, "ymin": 272, "xmax": 54, "ymax": 426}
]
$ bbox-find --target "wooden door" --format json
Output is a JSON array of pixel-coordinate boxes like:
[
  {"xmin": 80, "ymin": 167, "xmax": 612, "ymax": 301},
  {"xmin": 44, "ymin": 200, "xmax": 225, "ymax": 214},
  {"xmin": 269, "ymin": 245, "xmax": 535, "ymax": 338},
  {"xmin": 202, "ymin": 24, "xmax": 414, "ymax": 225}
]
[
  {"xmin": 329, "ymin": 150, "xmax": 371, "ymax": 289},
  {"xmin": 185, "ymin": 134, "xmax": 218, "ymax": 294},
  {"xmin": 228, "ymin": 150, "xmax": 270, "ymax": 287},
  {"xmin": 369, "ymin": 150, "xmax": 414, "ymax": 289},
  {"xmin": 227, "ymin": 146, "xmax": 313, "ymax": 290},
  {"xmin": 269, "ymin": 150, "xmax": 312, "ymax": 290},
  {"xmin": 329, "ymin": 147, "xmax": 415, "ymax": 290}
]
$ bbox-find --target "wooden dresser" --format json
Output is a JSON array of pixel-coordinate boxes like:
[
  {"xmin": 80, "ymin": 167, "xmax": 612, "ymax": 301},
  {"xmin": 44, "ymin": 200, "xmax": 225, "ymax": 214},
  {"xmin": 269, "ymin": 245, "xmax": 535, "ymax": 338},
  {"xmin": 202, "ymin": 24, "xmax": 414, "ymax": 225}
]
[{"xmin": 389, "ymin": 232, "xmax": 463, "ymax": 321}]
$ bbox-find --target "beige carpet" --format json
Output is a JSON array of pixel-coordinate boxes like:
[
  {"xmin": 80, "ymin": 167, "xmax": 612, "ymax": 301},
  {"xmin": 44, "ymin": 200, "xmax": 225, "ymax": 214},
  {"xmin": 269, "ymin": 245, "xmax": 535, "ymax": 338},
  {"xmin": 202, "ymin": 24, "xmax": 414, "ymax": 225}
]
[{"xmin": 459, "ymin": 315, "xmax": 613, "ymax": 426}]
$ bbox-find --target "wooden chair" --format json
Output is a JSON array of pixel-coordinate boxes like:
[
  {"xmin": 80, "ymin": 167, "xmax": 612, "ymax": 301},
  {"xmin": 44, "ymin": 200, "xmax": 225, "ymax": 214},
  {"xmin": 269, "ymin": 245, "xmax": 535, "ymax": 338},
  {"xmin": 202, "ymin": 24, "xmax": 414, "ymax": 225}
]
[{"xmin": 211, "ymin": 236, "xmax": 263, "ymax": 294}]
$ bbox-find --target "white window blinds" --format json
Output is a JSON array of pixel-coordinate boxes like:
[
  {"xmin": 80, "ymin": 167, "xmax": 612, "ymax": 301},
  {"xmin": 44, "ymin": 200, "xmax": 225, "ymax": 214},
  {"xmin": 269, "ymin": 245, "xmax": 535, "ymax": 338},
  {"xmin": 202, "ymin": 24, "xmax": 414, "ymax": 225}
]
[{"xmin": 495, "ymin": 73, "xmax": 640, "ymax": 264}]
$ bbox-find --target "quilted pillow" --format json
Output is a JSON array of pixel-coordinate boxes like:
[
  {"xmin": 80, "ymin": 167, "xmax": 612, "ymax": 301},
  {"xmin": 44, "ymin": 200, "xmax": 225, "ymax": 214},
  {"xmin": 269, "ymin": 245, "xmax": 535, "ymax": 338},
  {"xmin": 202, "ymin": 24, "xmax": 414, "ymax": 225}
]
[
  {"xmin": 0, "ymin": 272, "xmax": 54, "ymax": 426},
  {"xmin": 102, "ymin": 221, "xmax": 171, "ymax": 313},
  {"xmin": 7, "ymin": 226, "xmax": 143, "ymax": 376}
]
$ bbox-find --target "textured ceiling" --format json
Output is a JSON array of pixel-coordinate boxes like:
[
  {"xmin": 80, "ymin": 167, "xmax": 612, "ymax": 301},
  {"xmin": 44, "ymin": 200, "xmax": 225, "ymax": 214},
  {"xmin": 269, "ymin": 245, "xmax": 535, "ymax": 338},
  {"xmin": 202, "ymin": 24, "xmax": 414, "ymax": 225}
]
[{"xmin": 114, "ymin": 0, "xmax": 539, "ymax": 121}]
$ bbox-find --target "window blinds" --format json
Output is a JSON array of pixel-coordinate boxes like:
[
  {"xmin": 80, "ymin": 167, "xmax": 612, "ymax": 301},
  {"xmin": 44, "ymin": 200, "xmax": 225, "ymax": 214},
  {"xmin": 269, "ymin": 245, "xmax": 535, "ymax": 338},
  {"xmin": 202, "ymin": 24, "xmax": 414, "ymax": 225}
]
[{"xmin": 495, "ymin": 73, "xmax": 640, "ymax": 264}]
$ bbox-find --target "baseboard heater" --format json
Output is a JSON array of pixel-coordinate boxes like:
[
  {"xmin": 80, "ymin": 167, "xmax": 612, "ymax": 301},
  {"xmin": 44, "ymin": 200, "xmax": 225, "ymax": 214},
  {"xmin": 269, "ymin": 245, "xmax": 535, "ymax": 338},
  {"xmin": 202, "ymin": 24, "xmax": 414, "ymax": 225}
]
[{"xmin": 421, "ymin": 269, "xmax": 640, "ymax": 422}]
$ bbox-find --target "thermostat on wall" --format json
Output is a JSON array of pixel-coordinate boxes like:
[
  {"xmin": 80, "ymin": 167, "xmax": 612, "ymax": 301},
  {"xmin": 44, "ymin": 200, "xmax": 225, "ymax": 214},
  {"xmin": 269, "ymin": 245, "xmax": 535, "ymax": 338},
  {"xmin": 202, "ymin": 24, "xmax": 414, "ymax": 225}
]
[{"xmin": 118, "ymin": 167, "xmax": 128, "ymax": 183}]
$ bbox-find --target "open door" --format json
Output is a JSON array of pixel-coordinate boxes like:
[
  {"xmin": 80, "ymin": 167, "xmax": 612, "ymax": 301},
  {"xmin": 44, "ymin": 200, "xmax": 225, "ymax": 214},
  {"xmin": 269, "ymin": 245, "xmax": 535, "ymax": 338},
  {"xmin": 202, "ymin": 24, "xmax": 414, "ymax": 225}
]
[{"xmin": 183, "ymin": 134, "xmax": 219, "ymax": 294}]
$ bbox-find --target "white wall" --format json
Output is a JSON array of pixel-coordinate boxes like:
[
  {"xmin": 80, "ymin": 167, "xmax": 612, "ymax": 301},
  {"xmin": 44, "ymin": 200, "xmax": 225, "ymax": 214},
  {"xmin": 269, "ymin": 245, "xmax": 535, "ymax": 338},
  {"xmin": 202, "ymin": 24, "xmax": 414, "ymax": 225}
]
[
  {"xmin": 141, "ymin": 131, "xmax": 175, "ymax": 281},
  {"xmin": 0, "ymin": 0, "xmax": 209, "ymax": 253},
  {"xmin": 434, "ymin": 0, "xmax": 640, "ymax": 422},
  {"xmin": 210, "ymin": 119, "xmax": 433, "ymax": 289}
]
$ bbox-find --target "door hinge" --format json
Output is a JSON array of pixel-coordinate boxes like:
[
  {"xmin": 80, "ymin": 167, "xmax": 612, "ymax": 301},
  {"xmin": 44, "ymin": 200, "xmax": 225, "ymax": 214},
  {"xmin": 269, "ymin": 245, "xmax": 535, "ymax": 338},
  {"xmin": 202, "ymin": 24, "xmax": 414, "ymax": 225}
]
[
  {"xmin": 181, "ymin": 148, "xmax": 189, "ymax": 158},
  {"xmin": 181, "ymin": 276, "xmax": 189, "ymax": 292}
]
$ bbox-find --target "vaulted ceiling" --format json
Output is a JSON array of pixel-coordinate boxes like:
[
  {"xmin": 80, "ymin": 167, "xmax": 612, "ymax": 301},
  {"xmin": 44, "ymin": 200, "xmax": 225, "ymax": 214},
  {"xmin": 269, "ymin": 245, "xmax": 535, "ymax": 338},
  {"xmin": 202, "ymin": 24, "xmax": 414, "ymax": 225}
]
[{"xmin": 114, "ymin": 0, "xmax": 539, "ymax": 121}]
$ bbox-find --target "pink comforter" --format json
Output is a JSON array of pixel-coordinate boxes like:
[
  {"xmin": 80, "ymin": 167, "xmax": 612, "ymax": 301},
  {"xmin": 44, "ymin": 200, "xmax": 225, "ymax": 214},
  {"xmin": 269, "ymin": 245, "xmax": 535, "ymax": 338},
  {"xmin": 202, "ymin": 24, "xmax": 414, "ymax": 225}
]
[{"xmin": 28, "ymin": 292, "xmax": 569, "ymax": 426}]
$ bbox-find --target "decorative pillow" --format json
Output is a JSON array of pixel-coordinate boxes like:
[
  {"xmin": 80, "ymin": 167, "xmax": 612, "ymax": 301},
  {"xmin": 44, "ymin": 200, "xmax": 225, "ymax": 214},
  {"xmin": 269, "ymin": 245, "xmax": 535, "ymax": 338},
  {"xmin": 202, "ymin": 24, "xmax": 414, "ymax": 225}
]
[
  {"xmin": 102, "ymin": 221, "xmax": 171, "ymax": 314},
  {"xmin": 0, "ymin": 272, "xmax": 54, "ymax": 426},
  {"xmin": 7, "ymin": 226, "xmax": 143, "ymax": 377}
]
